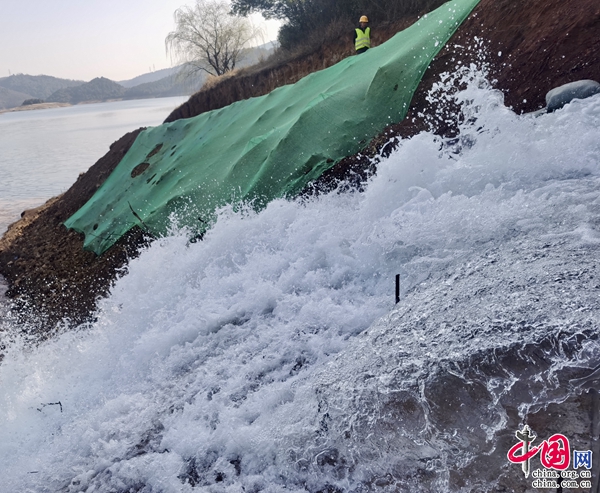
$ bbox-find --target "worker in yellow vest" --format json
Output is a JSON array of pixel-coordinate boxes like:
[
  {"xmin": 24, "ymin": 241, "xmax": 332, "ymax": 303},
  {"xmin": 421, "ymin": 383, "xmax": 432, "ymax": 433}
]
[{"xmin": 354, "ymin": 15, "xmax": 371, "ymax": 54}]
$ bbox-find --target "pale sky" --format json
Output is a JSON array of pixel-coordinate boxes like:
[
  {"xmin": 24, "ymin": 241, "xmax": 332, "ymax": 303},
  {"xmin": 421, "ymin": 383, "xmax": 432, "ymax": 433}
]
[{"xmin": 0, "ymin": 0, "xmax": 280, "ymax": 82}]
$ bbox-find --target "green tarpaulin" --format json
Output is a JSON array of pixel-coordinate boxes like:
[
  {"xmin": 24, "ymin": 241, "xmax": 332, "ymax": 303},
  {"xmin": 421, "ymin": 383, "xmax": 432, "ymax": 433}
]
[{"xmin": 65, "ymin": 0, "xmax": 480, "ymax": 255}]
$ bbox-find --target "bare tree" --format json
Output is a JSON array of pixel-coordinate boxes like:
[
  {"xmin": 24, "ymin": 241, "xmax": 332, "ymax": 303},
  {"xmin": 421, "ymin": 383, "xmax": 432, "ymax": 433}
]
[{"xmin": 166, "ymin": 0, "xmax": 263, "ymax": 78}]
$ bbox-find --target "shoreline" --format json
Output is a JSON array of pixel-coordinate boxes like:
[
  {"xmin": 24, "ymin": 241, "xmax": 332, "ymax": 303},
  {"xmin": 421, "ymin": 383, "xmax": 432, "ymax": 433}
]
[
  {"xmin": 0, "ymin": 102, "xmax": 71, "ymax": 114},
  {"xmin": 0, "ymin": 97, "xmax": 184, "ymax": 116}
]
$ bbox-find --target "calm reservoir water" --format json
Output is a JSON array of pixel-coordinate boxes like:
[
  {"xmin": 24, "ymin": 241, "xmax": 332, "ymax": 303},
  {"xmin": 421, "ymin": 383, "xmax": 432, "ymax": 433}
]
[{"xmin": 0, "ymin": 96, "xmax": 188, "ymax": 235}]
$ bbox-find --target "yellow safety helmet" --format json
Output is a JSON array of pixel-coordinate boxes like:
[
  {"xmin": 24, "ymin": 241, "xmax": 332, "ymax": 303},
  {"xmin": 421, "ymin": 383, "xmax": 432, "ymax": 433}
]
[{"xmin": 359, "ymin": 15, "xmax": 369, "ymax": 23}]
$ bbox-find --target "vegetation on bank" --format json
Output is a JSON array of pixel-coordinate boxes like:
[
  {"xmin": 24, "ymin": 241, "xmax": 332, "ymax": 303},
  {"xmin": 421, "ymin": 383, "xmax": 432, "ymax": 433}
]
[
  {"xmin": 166, "ymin": 0, "xmax": 264, "ymax": 79},
  {"xmin": 232, "ymin": 0, "xmax": 446, "ymax": 49},
  {"xmin": 21, "ymin": 98, "xmax": 44, "ymax": 106}
]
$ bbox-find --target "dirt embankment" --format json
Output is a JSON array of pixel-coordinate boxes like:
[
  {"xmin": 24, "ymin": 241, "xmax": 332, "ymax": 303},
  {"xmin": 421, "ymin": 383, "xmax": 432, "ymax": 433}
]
[
  {"xmin": 1, "ymin": 0, "xmax": 599, "ymax": 331},
  {"xmin": 0, "ymin": 129, "xmax": 148, "ymax": 330}
]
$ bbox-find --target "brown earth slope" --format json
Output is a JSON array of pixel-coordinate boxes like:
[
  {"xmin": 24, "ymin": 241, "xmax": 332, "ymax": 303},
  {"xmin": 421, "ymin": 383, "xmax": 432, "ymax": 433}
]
[{"xmin": 1, "ymin": 0, "xmax": 599, "ymax": 331}]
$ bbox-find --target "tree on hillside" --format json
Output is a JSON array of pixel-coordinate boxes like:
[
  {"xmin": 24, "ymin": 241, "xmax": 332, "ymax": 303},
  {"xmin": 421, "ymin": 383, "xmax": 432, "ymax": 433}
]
[
  {"xmin": 231, "ymin": 0, "xmax": 314, "ymax": 21},
  {"xmin": 166, "ymin": 0, "xmax": 263, "ymax": 78},
  {"xmin": 231, "ymin": 0, "xmax": 443, "ymax": 20},
  {"xmin": 231, "ymin": 0, "xmax": 446, "ymax": 49},
  {"xmin": 231, "ymin": 0, "xmax": 335, "ymax": 48}
]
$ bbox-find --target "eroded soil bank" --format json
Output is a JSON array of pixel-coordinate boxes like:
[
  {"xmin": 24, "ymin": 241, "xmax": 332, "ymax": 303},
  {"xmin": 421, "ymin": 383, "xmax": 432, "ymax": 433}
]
[{"xmin": 1, "ymin": 0, "xmax": 599, "ymax": 330}]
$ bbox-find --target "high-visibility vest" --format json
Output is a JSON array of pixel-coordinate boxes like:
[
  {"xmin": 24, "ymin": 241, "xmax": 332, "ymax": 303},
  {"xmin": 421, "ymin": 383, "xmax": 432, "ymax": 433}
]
[{"xmin": 355, "ymin": 27, "xmax": 371, "ymax": 51}]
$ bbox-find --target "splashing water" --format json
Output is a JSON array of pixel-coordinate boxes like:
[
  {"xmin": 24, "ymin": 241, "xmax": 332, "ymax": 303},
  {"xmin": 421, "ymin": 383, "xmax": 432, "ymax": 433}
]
[{"xmin": 0, "ymin": 66, "xmax": 599, "ymax": 492}]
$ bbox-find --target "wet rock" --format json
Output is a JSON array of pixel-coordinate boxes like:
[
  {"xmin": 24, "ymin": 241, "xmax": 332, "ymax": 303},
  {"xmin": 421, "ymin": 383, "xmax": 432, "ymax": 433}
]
[{"xmin": 546, "ymin": 79, "xmax": 600, "ymax": 112}]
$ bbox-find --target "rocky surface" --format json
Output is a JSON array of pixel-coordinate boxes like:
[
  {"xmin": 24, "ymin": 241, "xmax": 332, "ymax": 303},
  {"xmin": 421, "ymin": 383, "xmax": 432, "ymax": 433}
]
[
  {"xmin": 546, "ymin": 79, "xmax": 600, "ymax": 112},
  {"xmin": 1, "ymin": 0, "xmax": 599, "ymax": 331}
]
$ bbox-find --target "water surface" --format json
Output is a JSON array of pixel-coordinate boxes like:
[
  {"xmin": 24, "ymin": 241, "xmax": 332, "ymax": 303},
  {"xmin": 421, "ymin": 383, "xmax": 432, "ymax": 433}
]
[{"xmin": 0, "ymin": 96, "xmax": 188, "ymax": 234}]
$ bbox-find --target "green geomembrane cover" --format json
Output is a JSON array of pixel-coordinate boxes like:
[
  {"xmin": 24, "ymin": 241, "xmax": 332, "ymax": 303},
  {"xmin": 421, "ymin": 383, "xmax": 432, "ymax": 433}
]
[{"xmin": 65, "ymin": 0, "xmax": 480, "ymax": 254}]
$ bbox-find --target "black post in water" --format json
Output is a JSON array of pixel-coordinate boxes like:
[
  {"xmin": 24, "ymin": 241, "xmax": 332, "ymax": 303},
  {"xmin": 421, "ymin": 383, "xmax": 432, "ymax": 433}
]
[{"xmin": 395, "ymin": 274, "xmax": 400, "ymax": 304}]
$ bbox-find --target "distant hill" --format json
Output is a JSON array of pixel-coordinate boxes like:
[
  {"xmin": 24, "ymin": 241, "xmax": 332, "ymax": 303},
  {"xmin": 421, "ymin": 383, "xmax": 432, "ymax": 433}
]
[
  {"xmin": 0, "ymin": 74, "xmax": 83, "ymax": 100},
  {"xmin": 47, "ymin": 77, "xmax": 126, "ymax": 104},
  {"xmin": 0, "ymin": 42, "xmax": 277, "ymax": 108},
  {"xmin": 119, "ymin": 43, "xmax": 275, "ymax": 89},
  {"xmin": 118, "ymin": 66, "xmax": 182, "ymax": 88},
  {"xmin": 0, "ymin": 86, "xmax": 32, "ymax": 110},
  {"xmin": 240, "ymin": 42, "xmax": 277, "ymax": 66},
  {"xmin": 123, "ymin": 73, "xmax": 206, "ymax": 100}
]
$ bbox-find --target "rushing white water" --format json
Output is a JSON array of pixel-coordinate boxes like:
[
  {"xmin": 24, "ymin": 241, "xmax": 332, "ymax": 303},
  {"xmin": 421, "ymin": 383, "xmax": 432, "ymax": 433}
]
[{"xmin": 0, "ymin": 68, "xmax": 599, "ymax": 492}]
